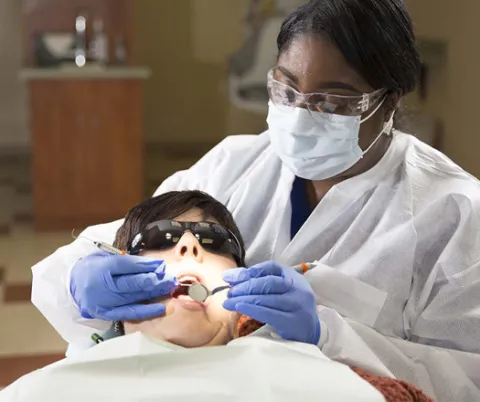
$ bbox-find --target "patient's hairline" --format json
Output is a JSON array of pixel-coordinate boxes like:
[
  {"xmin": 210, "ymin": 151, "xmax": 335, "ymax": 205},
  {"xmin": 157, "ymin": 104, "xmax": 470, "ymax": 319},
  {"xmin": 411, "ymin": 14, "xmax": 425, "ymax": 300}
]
[{"xmin": 113, "ymin": 190, "xmax": 246, "ymax": 265}]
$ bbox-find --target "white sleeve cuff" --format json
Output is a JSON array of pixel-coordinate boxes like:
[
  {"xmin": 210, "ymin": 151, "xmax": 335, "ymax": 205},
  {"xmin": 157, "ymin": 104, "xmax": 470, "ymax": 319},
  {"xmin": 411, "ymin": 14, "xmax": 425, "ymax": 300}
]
[
  {"xmin": 65, "ymin": 259, "xmax": 79, "ymax": 308},
  {"xmin": 261, "ymin": 322, "xmax": 327, "ymax": 350}
]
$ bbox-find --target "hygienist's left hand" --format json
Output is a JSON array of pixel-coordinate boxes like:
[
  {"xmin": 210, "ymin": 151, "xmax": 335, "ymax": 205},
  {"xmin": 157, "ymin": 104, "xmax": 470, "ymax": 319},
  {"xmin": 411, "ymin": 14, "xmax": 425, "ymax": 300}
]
[{"xmin": 222, "ymin": 261, "xmax": 320, "ymax": 345}]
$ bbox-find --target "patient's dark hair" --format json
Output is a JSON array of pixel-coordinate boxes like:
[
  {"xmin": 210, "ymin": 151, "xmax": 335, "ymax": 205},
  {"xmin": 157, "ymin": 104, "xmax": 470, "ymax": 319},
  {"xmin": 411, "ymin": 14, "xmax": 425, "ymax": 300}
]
[{"xmin": 114, "ymin": 190, "xmax": 245, "ymax": 265}]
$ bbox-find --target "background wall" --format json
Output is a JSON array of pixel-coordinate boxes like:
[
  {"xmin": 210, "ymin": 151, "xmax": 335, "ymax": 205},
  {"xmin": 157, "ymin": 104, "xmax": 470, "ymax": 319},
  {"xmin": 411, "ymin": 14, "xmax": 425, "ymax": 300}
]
[
  {"xmin": 406, "ymin": 0, "xmax": 480, "ymax": 177},
  {"xmin": 0, "ymin": 0, "xmax": 28, "ymax": 149},
  {"xmin": 133, "ymin": 0, "xmax": 268, "ymax": 149}
]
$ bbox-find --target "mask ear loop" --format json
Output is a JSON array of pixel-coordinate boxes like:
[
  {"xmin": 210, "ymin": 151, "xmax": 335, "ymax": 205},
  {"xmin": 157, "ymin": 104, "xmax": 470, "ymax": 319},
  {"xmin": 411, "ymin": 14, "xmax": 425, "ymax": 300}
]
[
  {"xmin": 361, "ymin": 101, "xmax": 396, "ymax": 156},
  {"xmin": 360, "ymin": 95, "xmax": 387, "ymax": 124},
  {"xmin": 382, "ymin": 110, "xmax": 395, "ymax": 135}
]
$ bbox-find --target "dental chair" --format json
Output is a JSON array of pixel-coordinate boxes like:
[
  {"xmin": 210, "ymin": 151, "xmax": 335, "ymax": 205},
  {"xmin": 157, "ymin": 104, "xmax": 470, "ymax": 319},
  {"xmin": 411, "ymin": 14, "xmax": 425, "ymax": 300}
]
[{"xmin": 228, "ymin": 17, "xmax": 283, "ymax": 114}]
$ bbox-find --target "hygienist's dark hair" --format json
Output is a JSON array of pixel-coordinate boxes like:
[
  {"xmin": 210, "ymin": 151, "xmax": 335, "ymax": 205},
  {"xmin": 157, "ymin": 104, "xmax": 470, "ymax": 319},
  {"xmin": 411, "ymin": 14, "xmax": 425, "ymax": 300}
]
[
  {"xmin": 277, "ymin": 0, "xmax": 421, "ymax": 95},
  {"xmin": 113, "ymin": 190, "xmax": 246, "ymax": 266}
]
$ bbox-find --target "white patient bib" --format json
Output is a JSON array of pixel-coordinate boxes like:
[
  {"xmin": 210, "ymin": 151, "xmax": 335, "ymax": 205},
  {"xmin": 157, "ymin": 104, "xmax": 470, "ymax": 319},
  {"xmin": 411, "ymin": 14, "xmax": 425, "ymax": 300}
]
[{"xmin": 1, "ymin": 333, "xmax": 384, "ymax": 402}]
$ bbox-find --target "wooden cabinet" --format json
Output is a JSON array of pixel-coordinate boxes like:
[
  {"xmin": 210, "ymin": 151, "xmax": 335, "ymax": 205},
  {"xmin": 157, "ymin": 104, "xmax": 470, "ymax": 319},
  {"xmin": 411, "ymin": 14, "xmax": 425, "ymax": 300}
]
[{"xmin": 30, "ymin": 79, "xmax": 144, "ymax": 230}]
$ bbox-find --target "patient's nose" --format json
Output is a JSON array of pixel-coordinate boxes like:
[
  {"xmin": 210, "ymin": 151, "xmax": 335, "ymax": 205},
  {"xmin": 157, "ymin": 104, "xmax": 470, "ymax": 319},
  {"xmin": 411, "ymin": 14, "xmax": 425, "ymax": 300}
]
[{"xmin": 174, "ymin": 232, "xmax": 204, "ymax": 262}]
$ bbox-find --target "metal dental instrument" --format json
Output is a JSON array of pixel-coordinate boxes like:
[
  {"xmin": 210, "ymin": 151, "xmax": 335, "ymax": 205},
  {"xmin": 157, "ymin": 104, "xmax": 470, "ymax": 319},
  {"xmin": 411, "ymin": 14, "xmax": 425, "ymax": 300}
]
[
  {"xmin": 187, "ymin": 283, "xmax": 231, "ymax": 302},
  {"xmin": 71, "ymin": 229, "xmax": 127, "ymax": 255},
  {"xmin": 187, "ymin": 261, "xmax": 318, "ymax": 302}
]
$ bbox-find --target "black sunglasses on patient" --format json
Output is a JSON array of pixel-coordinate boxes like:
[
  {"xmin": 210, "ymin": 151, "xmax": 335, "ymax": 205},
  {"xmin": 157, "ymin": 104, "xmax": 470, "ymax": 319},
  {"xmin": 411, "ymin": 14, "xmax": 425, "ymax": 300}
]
[{"xmin": 127, "ymin": 220, "xmax": 243, "ymax": 265}]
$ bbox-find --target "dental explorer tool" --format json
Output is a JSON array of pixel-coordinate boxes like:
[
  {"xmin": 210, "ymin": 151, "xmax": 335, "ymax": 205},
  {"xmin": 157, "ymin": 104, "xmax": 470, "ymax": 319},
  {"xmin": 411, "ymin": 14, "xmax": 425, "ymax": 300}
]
[{"xmin": 71, "ymin": 229, "xmax": 126, "ymax": 255}]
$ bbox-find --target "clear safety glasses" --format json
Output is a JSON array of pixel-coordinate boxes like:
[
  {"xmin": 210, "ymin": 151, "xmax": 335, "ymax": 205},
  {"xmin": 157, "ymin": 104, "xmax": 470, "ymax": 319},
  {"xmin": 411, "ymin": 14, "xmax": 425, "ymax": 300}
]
[{"xmin": 267, "ymin": 68, "xmax": 387, "ymax": 117}]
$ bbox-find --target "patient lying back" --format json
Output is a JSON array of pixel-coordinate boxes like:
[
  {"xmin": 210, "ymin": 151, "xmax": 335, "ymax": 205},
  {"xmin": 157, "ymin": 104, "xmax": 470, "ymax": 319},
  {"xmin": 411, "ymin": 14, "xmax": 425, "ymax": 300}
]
[{"xmin": 0, "ymin": 191, "xmax": 432, "ymax": 402}]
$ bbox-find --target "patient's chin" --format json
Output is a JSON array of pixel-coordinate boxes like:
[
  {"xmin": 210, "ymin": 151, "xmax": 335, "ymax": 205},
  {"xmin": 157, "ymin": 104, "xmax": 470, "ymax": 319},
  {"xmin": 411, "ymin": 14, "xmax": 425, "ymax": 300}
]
[
  {"xmin": 163, "ymin": 317, "xmax": 228, "ymax": 347},
  {"xmin": 124, "ymin": 300, "xmax": 233, "ymax": 348}
]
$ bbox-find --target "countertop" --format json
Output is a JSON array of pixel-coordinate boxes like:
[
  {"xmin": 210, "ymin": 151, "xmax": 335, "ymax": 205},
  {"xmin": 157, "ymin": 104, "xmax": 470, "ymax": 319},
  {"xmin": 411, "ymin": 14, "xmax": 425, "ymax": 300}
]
[{"xmin": 19, "ymin": 66, "xmax": 151, "ymax": 81}]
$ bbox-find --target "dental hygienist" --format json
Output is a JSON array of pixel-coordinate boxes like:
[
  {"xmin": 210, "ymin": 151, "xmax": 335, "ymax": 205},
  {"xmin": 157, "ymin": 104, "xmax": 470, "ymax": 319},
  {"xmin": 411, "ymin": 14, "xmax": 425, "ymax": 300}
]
[{"xmin": 31, "ymin": 0, "xmax": 480, "ymax": 401}]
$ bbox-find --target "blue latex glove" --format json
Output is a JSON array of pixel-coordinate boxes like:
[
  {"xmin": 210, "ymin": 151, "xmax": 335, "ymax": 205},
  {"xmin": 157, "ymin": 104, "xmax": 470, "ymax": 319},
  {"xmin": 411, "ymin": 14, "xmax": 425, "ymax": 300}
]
[
  {"xmin": 222, "ymin": 261, "xmax": 320, "ymax": 345},
  {"xmin": 70, "ymin": 251, "xmax": 178, "ymax": 321}
]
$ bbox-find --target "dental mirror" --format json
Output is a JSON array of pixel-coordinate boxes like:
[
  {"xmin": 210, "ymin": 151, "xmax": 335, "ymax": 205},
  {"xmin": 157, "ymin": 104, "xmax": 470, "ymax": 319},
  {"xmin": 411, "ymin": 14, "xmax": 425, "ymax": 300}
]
[{"xmin": 188, "ymin": 283, "xmax": 231, "ymax": 302}]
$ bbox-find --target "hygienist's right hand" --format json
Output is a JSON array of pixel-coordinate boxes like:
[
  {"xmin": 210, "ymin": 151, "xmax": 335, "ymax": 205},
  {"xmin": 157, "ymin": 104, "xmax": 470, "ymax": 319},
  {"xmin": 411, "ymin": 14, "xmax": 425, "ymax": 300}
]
[{"xmin": 70, "ymin": 251, "xmax": 178, "ymax": 321}]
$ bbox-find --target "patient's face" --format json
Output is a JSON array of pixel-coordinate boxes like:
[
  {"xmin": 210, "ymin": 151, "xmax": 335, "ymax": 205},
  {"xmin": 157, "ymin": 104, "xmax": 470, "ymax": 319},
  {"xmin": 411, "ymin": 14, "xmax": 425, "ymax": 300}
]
[{"xmin": 123, "ymin": 208, "xmax": 240, "ymax": 348}]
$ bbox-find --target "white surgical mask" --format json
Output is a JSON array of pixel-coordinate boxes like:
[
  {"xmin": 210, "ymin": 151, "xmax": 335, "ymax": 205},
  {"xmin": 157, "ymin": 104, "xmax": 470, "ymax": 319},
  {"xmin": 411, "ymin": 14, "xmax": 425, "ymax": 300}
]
[{"xmin": 267, "ymin": 99, "xmax": 394, "ymax": 180}]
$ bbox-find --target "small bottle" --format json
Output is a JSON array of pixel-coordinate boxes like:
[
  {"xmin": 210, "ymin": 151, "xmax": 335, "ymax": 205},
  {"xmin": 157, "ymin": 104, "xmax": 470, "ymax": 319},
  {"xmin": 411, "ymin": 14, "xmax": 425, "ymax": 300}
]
[
  {"xmin": 75, "ymin": 11, "xmax": 87, "ymax": 67},
  {"xmin": 114, "ymin": 35, "xmax": 127, "ymax": 65},
  {"xmin": 90, "ymin": 18, "xmax": 108, "ymax": 64}
]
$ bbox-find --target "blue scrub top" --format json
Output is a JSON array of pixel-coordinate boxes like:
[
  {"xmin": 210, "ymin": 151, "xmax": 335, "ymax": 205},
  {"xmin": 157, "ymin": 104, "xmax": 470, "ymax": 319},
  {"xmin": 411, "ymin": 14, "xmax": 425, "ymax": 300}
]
[{"xmin": 290, "ymin": 176, "xmax": 312, "ymax": 239}]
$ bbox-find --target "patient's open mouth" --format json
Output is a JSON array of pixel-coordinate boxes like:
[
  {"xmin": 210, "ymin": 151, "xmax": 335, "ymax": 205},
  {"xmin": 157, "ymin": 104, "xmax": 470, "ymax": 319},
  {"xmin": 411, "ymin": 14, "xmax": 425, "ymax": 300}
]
[{"xmin": 171, "ymin": 275, "xmax": 200, "ymax": 299}]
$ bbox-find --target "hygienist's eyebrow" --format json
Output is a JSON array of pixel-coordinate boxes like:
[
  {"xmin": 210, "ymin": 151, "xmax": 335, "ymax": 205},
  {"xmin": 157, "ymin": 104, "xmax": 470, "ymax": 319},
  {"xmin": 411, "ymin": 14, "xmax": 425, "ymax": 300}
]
[
  {"xmin": 315, "ymin": 81, "xmax": 362, "ymax": 93},
  {"xmin": 277, "ymin": 66, "xmax": 299, "ymax": 84}
]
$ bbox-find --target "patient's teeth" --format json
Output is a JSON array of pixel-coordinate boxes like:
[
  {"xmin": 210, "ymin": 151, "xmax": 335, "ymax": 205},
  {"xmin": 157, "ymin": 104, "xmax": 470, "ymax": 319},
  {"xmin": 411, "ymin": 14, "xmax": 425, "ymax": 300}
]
[{"xmin": 178, "ymin": 275, "xmax": 199, "ymax": 284}]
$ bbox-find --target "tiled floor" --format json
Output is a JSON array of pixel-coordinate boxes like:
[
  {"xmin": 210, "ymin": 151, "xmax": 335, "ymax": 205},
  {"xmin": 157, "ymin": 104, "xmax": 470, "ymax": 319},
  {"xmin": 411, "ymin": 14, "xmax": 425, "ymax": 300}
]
[
  {"xmin": 0, "ymin": 230, "xmax": 70, "ymax": 387},
  {"xmin": 0, "ymin": 154, "xmax": 71, "ymax": 387}
]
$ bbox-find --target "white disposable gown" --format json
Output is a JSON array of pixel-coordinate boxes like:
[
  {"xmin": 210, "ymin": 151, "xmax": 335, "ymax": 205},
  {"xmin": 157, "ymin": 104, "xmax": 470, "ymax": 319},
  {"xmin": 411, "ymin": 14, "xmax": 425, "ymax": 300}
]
[
  {"xmin": 0, "ymin": 330, "xmax": 385, "ymax": 402},
  {"xmin": 31, "ymin": 131, "xmax": 480, "ymax": 401}
]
